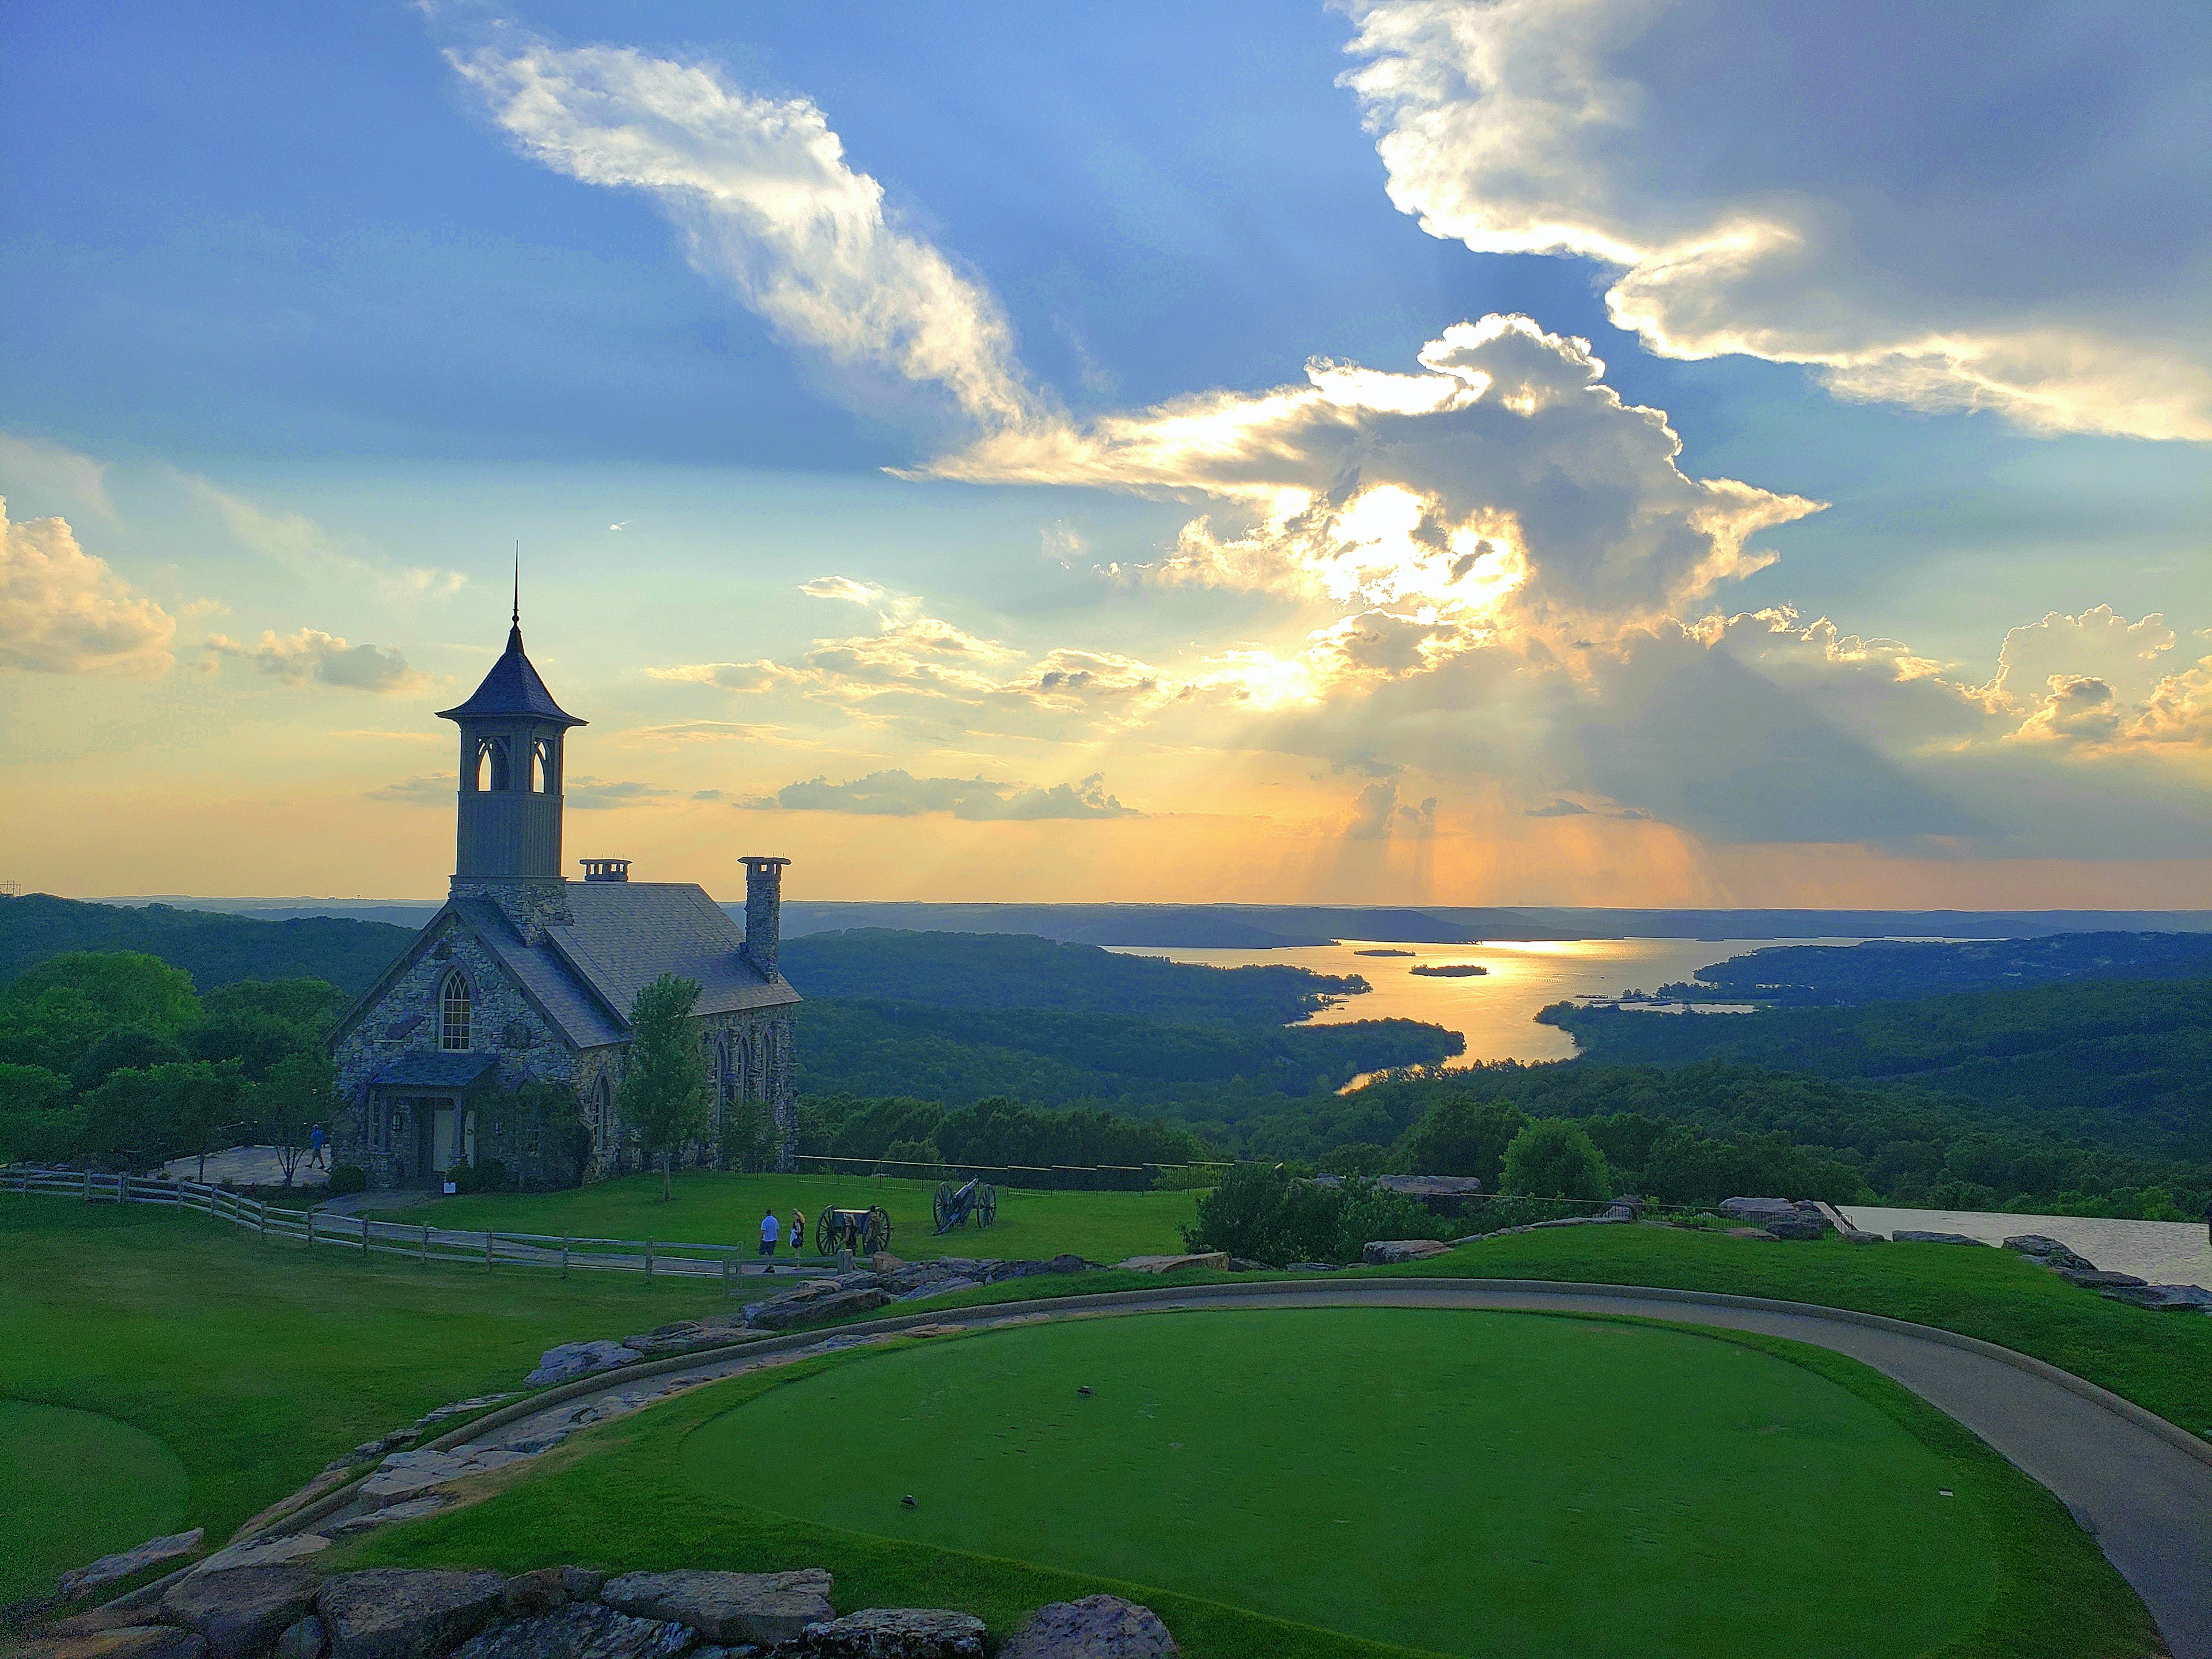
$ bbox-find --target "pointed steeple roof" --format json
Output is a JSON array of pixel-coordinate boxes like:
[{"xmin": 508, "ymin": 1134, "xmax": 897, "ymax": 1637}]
[{"xmin": 437, "ymin": 616, "xmax": 586, "ymax": 727}]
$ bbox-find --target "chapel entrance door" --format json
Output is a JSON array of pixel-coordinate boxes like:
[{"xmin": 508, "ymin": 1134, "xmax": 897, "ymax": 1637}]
[{"xmin": 429, "ymin": 1106, "xmax": 457, "ymax": 1173}]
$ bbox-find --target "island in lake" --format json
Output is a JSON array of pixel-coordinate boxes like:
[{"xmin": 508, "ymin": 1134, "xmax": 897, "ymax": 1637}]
[
  {"xmin": 1355, "ymin": 948, "xmax": 1416, "ymax": 957},
  {"xmin": 1410, "ymin": 963, "xmax": 1488, "ymax": 978}
]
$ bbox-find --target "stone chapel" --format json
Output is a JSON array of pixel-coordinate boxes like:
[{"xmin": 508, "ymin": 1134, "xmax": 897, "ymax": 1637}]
[{"xmin": 328, "ymin": 603, "xmax": 798, "ymax": 1188}]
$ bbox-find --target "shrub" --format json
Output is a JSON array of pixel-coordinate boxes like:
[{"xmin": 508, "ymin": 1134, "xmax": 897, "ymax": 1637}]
[
  {"xmin": 1184, "ymin": 1163, "xmax": 1443, "ymax": 1265},
  {"xmin": 327, "ymin": 1163, "xmax": 368, "ymax": 1196},
  {"xmin": 472, "ymin": 1157, "xmax": 510, "ymax": 1193},
  {"xmin": 1501, "ymin": 1120, "xmax": 1612, "ymax": 1200}
]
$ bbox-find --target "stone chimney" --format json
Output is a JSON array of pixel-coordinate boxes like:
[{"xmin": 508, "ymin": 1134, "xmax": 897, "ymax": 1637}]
[{"xmin": 741, "ymin": 855, "xmax": 790, "ymax": 978}]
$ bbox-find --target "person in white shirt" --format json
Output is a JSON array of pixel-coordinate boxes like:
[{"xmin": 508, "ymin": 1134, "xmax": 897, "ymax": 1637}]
[{"xmin": 759, "ymin": 1209, "xmax": 779, "ymax": 1258}]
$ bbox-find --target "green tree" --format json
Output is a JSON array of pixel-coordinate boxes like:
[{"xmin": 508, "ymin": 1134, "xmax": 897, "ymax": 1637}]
[
  {"xmin": 0, "ymin": 1063, "xmax": 80, "ymax": 1163},
  {"xmin": 254, "ymin": 1050, "xmax": 336, "ymax": 1186},
  {"xmin": 69, "ymin": 1026, "xmax": 187, "ymax": 1094},
  {"xmin": 1393, "ymin": 1097, "xmax": 1529, "ymax": 1185},
  {"xmin": 619, "ymin": 974, "xmax": 711, "ymax": 1200},
  {"xmin": 1501, "ymin": 1119, "xmax": 1613, "ymax": 1201},
  {"xmin": 1318, "ymin": 1141, "xmax": 1389, "ymax": 1177},
  {"xmin": 717, "ymin": 1092, "xmax": 778, "ymax": 1174},
  {"xmin": 82, "ymin": 1060, "xmax": 241, "ymax": 1175},
  {"xmin": 5, "ymin": 952, "xmax": 199, "ymax": 1033}
]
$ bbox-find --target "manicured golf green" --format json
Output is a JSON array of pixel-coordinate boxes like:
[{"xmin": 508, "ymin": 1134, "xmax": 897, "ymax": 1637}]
[
  {"xmin": 380, "ymin": 1171, "xmax": 1200, "ymax": 1267},
  {"xmin": 684, "ymin": 1309, "xmax": 1997, "ymax": 1658},
  {"xmin": 0, "ymin": 1402, "xmax": 190, "ymax": 1607}
]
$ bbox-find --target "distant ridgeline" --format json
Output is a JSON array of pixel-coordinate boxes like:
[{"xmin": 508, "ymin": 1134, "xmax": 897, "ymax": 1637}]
[
  {"xmin": 0, "ymin": 893, "xmax": 417, "ymax": 993},
  {"xmin": 1653, "ymin": 931, "xmax": 2212, "ymax": 1006}
]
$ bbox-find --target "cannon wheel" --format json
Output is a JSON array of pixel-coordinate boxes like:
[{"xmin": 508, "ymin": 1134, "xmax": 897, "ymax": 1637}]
[
  {"xmin": 978, "ymin": 1183, "xmax": 998, "ymax": 1228},
  {"xmin": 869, "ymin": 1205, "xmax": 893, "ymax": 1254},
  {"xmin": 932, "ymin": 1181, "xmax": 956, "ymax": 1234},
  {"xmin": 814, "ymin": 1211, "xmax": 834, "ymax": 1256}
]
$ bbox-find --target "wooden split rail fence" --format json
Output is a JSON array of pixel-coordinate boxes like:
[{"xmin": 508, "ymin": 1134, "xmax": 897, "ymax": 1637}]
[{"xmin": 2, "ymin": 1164, "xmax": 784, "ymax": 1285}]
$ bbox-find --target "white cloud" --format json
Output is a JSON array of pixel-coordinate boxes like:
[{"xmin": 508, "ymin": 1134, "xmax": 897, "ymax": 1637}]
[
  {"xmin": 565, "ymin": 776, "xmax": 679, "ymax": 809},
  {"xmin": 368, "ymin": 775, "xmax": 454, "ymax": 806},
  {"xmin": 752, "ymin": 768, "xmax": 1138, "ymax": 819},
  {"xmin": 206, "ymin": 628, "xmax": 428, "ymax": 694},
  {"xmin": 0, "ymin": 434, "xmax": 116, "ymax": 520},
  {"xmin": 0, "ymin": 499, "xmax": 176, "ymax": 676},
  {"xmin": 1344, "ymin": 778, "xmax": 1436, "ymax": 839},
  {"xmin": 934, "ymin": 315, "xmax": 1820, "ymax": 643},
  {"xmin": 1984, "ymin": 607, "xmax": 2179, "ymax": 709},
  {"xmin": 451, "ymin": 39, "xmax": 1036, "ymax": 428},
  {"xmin": 1341, "ymin": 0, "xmax": 2212, "ymax": 440},
  {"xmin": 191, "ymin": 481, "xmax": 466, "ymax": 604}
]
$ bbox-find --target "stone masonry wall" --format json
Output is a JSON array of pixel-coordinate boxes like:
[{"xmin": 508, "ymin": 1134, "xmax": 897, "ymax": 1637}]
[
  {"xmin": 331, "ymin": 914, "xmax": 573, "ymax": 1188},
  {"xmin": 334, "ymin": 912, "xmax": 800, "ymax": 1188}
]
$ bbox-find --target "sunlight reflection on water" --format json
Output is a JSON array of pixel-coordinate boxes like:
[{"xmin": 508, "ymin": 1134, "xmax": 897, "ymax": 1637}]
[{"xmin": 1105, "ymin": 936, "xmax": 1875, "ymax": 1064}]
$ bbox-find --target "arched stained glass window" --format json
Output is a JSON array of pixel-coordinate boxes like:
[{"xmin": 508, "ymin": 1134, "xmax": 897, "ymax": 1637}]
[{"xmin": 440, "ymin": 972, "xmax": 472, "ymax": 1051}]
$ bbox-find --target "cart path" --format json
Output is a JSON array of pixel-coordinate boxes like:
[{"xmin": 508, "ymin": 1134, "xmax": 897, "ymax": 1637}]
[{"xmin": 431, "ymin": 1279, "xmax": 2212, "ymax": 1659}]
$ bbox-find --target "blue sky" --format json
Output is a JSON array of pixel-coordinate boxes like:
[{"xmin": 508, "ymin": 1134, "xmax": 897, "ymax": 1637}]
[{"xmin": 2, "ymin": 1, "xmax": 2206, "ymax": 904}]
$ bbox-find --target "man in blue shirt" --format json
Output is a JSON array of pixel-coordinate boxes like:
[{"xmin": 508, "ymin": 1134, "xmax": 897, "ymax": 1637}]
[{"xmin": 759, "ymin": 1208, "xmax": 779, "ymax": 1259}]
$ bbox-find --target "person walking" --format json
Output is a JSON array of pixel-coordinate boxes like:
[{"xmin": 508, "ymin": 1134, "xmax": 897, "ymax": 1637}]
[
  {"xmin": 759, "ymin": 1207, "xmax": 779, "ymax": 1261},
  {"xmin": 308, "ymin": 1124, "xmax": 328, "ymax": 1171},
  {"xmin": 790, "ymin": 1209, "xmax": 806, "ymax": 1257}
]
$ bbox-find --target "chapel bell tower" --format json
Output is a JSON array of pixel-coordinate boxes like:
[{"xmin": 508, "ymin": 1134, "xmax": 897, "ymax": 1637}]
[{"xmin": 437, "ymin": 585, "xmax": 586, "ymax": 884}]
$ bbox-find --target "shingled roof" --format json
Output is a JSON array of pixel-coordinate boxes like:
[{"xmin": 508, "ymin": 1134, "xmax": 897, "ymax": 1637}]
[
  {"xmin": 331, "ymin": 880, "xmax": 798, "ymax": 1057},
  {"xmin": 436, "ymin": 623, "xmax": 586, "ymax": 727}
]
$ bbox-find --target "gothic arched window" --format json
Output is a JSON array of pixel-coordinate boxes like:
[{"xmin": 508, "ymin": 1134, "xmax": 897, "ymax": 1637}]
[
  {"xmin": 593, "ymin": 1075, "xmax": 612, "ymax": 1148},
  {"xmin": 440, "ymin": 972, "xmax": 472, "ymax": 1051}
]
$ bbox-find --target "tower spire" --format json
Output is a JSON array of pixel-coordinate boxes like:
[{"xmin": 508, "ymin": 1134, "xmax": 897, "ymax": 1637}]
[{"xmin": 508, "ymin": 543, "xmax": 522, "ymax": 651}]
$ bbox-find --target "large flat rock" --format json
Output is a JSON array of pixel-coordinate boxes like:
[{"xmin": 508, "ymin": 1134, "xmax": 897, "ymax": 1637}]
[
  {"xmin": 600, "ymin": 1570, "xmax": 832, "ymax": 1645},
  {"xmin": 1361, "ymin": 1239, "xmax": 1449, "ymax": 1265},
  {"xmin": 1111, "ymin": 1253, "xmax": 1227, "ymax": 1275},
  {"xmin": 14, "ymin": 1627, "xmax": 210, "ymax": 1659},
  {"xmin": 318, "ymin": 1569, "xmax": 505, "ymax": 1659},
  {"xmin": 999, "ymin": 1596, "xmax": 1178, "ymax": 1658},
  {"xmin": 57, "ymin": 1529, "xmax": 205, "ymax": 1601},
  {"xmin": 801, "ymin": 1608, "xmax": 985, "ymax": 1657},
  {"xmin": 162, "ymin": 1567, "xmax": 323, "ymax": 1659},
  {"xmin": 451, "ymin": 1603, "xmax": 696, "ymax": 1659}
]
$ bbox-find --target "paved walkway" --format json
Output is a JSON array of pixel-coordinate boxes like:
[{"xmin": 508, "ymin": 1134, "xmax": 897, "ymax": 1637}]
[
  {"xmin": 157, "ymin": 1146, "xmax": 326, "ymax": 1188},
  {"xmin": 425, "ymin": 1279, "xmax": 2212, "ymax": 1659}
]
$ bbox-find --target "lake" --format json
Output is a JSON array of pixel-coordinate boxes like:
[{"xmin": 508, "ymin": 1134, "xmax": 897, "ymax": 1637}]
[{"xmin": 1106, "ymin": 937, "xmax": 1876, "ymax": 1064}]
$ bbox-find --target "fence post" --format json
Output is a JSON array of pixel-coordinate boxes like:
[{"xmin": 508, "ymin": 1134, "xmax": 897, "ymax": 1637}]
[
  {"xmin": 361, "ymin": 1215, "xmax": 370, "ymax": 1259},
  {"xmin": 560, "ymin": 1236, "xmax": 569, "ymax": 1279},
  {"xmin": 421, "ymin": 1222, "xmax": 429, "ymax": 1267},
  {"xmin": 259, "ymin": 1199, "xmax": 268, "ymax": 1243},
  {"xmin": 306, "ymin": 1209, "xmax": 315, "ymax": 1252},
  {"xmin": 486, "ymin": 1229, "xmax": 494, "ymax": 1273},
  {"xmin": 120, "ymin": 1172, "xmax": 129, "ymax": 1205},
  {"xmin": 645, "ymin": 1239, "xmax": 654, "ymax": 1278}
]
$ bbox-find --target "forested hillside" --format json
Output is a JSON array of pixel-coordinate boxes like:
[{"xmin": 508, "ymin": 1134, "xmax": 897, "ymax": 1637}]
[
  {"xmin": 0, "ymin": 894, "xmax": 415, "ymax": 992},
  {"xmin": 1543, "ymin": 976, "xmax": 2211, "ymax": 1157},
  {"xmin": 1663, "ymin": 931, "xmax": 2212, "ymax": 1006},
  {"xmin": 782, "ymin": 930, "xmax": 1462, "ymax": 1116}
]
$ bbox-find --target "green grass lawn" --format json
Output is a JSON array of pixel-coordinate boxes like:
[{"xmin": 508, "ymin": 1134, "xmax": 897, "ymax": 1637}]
[
  {"xmin": 835, "ymin": 1223, "xmax": 2212, "ymax": 1442},
  {"xmin": 377, "ymin": 1171, "xmax": 1201, "ymax": 1267},
  {"xmin": 0, "ymin": 1401, "xmax": 190, "ymax": 1611},
  {"xmin": 0, "ymin": 1195, "xmax": 733, "ymax": 1603},
  {"xmin": 353, "ymin": 1308, "xmax": 2158, "ymax": 1659}
]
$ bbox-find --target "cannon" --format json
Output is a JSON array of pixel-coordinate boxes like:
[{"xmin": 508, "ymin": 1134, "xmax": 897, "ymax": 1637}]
[
  {"xmin": 815, "ymin": 1205, "xmax": 893, "ymax": 1257},
  {"xmin": 932, "ymin": 1176, "xmax": 998, "ymax": 1234}
]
